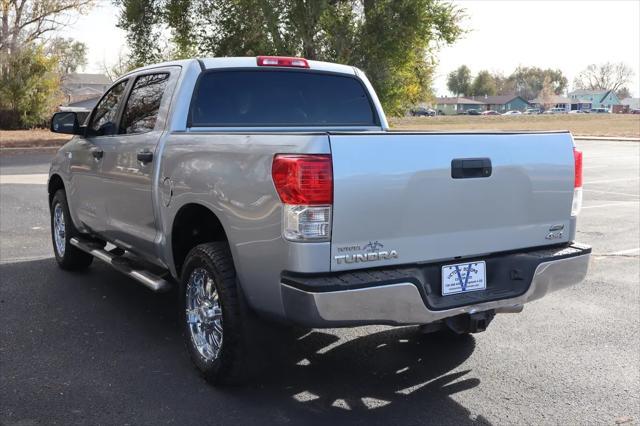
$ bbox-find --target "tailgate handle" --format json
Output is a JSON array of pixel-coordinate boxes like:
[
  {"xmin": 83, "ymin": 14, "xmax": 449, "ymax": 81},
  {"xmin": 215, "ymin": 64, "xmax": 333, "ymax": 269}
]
[{"xmin": 451, "ymin": 158, "xmax": 492, "ymax": 179}]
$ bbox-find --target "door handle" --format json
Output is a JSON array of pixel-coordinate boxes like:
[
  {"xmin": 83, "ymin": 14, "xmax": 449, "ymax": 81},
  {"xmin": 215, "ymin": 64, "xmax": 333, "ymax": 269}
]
[
  {"xmin": 137, "ymin": 149, "xmax": 153, "ymax": 164},
  {"xmin": 91, "ymin": 147, "xmax": 103, "ymax": 160},
  {"xmin": 451, "ymin": 158, "xmax": 492, "ymax": 178}
]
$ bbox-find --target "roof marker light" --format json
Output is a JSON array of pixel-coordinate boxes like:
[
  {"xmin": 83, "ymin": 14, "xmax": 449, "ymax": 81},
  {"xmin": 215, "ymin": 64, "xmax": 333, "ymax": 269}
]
[{"xmin": 257, "ymin": 56, "xmax": 310, "ymax": 68}]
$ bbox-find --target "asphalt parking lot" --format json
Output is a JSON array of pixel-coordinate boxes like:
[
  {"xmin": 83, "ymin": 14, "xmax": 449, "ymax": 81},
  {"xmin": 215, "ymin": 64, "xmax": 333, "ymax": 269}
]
[{"xmin": 1, "ymin": 140, "xmax": 638, "ymax": 425}]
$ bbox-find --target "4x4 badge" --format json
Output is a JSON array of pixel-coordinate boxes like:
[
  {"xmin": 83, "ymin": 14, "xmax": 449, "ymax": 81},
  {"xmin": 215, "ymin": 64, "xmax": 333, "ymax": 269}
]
[{"xmin": 362, "ymin": 241, "xmax": 384, "ymax": 252}]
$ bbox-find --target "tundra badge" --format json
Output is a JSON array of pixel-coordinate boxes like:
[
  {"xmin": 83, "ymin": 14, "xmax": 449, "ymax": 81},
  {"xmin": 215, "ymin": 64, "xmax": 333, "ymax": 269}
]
[{"xmin": 334, "ymin": 241, "xmax": 399, "ymax": 264}]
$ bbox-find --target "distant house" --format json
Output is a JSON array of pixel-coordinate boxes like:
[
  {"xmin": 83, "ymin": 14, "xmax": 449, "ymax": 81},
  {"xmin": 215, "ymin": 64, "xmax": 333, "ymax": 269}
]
[
  {"xmin": 568, "ymin": 89, "xmax": 621, "ymax": 111},
  {"xmin": 435, "ymin": 97, "xmax": 485, "ymax": 115},
  {"xmin": 61, "ymin": 73, "xmax": 111, "ymax": 105},
  {"xmin": 529, "ymin": 95, "xmax": 572, "ymax": 111},
  {"xmin": 621, "ymin": 97, "xmax": 640, "ymax": 110},
  {"xmin": 570, "ymin": 98, "xmax": 593, "ymax": 112},
  {"xmin": 469, "ymin": 95, "xmax": 530, "ymax": 112}
]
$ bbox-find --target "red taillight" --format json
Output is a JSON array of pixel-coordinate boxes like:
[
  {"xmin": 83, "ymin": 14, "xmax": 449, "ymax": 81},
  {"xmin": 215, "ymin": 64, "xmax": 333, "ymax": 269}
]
[
  {"xmin": 257, "ymin": 56, "xmax": 309, "ymax": 68},
  {"xmin": 574, "ymin": 148, "xmax": 583, "ymax": 188},
  {"xmin": 272, "ymin": 154, "xmax": 333, "ymax": 205}
]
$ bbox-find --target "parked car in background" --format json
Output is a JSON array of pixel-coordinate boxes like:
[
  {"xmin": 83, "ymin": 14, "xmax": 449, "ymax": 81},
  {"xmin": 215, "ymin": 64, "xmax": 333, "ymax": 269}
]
[
  {"xmin": 466, "ymin": 109, "xmax": 481, "ymax": 115},
  {"xmin": 481, "ymin": 110, "xmax": 500, "ymax": 115},
  {"xmin": 502, "ymin": 110, "xmax": 522, "ymax": 115},
  {"xmin": 630, "ymin": 108, "xmax": 640, "ymax": 115},
  {"xmin": 569, "ymin": 110, "xmax": 586, "ymax": 114},
  {"xmin": 544, "ymin": 108, "xmax": 567, "ymax": 114},
  {"xmin": 590, "ymin": 108, "xmax": 611, "ymax": 114},
  {"xmin": 410, "ymin": 106, "xmax": 436, "ymax": 117},
  {"xmin": 524, "ymin": 108, "xmax": 541, "ymax": 115}
]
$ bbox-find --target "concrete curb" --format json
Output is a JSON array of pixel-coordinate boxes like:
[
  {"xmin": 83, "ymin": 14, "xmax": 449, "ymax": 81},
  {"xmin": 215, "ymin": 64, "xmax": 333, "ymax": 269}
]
[
  {"xmin": 574, "ymin": 136, "xmax": 640, "ymax": 142},
  {"xmin": 0, "ymin": 146, "xmax": 61, "ymax": 154}
]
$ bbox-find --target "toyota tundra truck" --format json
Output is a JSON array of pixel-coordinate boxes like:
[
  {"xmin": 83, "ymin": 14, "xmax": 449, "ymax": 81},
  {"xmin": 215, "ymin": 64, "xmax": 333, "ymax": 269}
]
[{"xmin": 48, "ymin": 56, "xmax": 591, "ymax": 384}]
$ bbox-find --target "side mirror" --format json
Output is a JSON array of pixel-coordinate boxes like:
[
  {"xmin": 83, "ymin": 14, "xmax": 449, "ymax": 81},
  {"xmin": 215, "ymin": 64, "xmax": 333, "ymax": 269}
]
[{"xmin": 50, "ymin": 111, "xmax": 83, "ymax": 135}]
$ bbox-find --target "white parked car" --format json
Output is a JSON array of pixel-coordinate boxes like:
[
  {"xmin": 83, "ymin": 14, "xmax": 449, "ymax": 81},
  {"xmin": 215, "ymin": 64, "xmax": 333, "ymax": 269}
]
[
  {"xmin": 544, "ymin": 108, "xmax": 567, "ymax": 114},
  {"xmin": 502, "ymin": 110, "xmax": 522, "ymax": 115}
]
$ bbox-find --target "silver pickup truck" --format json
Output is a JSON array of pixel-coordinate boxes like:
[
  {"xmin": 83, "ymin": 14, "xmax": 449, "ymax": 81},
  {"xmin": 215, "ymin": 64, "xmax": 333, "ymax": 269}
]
[{"xmin": 48, "ymin": 56, "xmax": 591, "ymax": 384}]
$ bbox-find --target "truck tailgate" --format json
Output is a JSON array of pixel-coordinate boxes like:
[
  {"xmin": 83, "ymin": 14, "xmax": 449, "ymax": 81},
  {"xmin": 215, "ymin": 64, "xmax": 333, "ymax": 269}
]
[{"xmin": 329, "ymin": 132, "xmax": 575, "ymax": 271}]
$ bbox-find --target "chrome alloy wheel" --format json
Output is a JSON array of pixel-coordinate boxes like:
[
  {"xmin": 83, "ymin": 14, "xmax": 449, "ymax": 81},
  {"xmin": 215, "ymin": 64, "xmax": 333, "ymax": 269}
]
[
  {"xmin": 186, "ymin": 268, "xmax": 223, "ymax": 362},
  {"xmin": 53, "ymin": 203, "xmax": 66, "ymax": 257}
]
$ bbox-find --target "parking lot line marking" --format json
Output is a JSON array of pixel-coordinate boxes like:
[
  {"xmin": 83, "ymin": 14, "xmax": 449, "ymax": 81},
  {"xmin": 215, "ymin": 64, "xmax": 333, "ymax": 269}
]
[
  {"xmin": 585, "ymin": 177, "xmax": 640, "ymax": 184},
  {"xmin": 582, "ymin": 201, "xmax": 639, "ymax": 209},
  {"xmin": 0, "ymin": 254, "xmax": 54, "ymax": 264},
  {"xmin": 584, "ymin": 155, "xmax": 640, "ymax": 160},
  {"xmin": 0, "ymin": 173, "xmax": 48, "ymax": 185},
  {"xmin": 584, "ymin": 189, "xmax": 640, "ymax": 198},
  {"xmin": 599, "ymin": 248, "xmax": 640, "ymax": 256}
]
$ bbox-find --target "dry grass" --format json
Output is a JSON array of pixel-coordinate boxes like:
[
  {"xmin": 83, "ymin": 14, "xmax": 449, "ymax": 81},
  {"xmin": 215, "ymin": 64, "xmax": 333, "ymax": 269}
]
[
  {"xmin": 0, "ymin": 114, "xmax": 638, "ymax": 150},
  {"xmin": 390, "ymin": 114, "xmax": 640, "ymax": 138},
  {"xmin": 0, "ymin": 130, "xmax": 72, "ymax": 149}
]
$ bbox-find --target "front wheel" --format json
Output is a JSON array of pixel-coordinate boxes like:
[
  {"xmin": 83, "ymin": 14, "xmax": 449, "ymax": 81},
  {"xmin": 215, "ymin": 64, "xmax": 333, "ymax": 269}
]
[
  {"xmin": 180, "ymin": 242, "xmax": 248, "ymax": 385},
  {"xmin": 50, "ymin": 189, "xmax": 93, "ymax": 270}
]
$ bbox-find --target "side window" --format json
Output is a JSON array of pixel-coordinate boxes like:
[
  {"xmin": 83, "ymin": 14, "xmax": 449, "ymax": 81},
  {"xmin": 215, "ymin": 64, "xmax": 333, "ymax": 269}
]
[
  {"xmin": 88, "ymin": 80, "xmax": 128, "ymax": 136},
  {"xmin": 119, "ymin": 73, "xmax": 169, "ymax": 134}
]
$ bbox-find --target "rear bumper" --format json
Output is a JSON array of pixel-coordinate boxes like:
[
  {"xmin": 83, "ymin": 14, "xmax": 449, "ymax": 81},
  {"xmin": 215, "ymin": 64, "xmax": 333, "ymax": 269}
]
[{"xmin": 281, "ymin": 243, "xmax": 591, "ymax": 327}]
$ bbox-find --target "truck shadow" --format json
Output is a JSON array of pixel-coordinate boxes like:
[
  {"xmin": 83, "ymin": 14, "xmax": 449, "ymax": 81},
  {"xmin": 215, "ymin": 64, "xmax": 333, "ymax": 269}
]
[
  {"xmin": 235, "ymin": 325, "xmax": 487, "ymax": 424},
  {"xmin": 1, "ymin": 259, "xmax": 490, "ymax": 425}
]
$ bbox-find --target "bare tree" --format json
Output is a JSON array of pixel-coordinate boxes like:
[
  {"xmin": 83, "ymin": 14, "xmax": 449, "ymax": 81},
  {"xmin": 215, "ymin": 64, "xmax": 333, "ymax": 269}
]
[
  {"xmin": 46, "ymin": 37, "xmax": 87, "ymax": 74},
  {"xmin": 538, "ymin": 76, "xmax": 556, "ymax": 111},
  {"xmin": 0, "ymin": 0, "xmax": 93, "ymax": 57},
  {"xmin": 573, "ymin": 62, "xmax": 634, "ymax": 93},
  {"xmin": 101, "ymin": 50, "xmax": 134, "ymax": 82},
  {"xmin": 615, "ymin": 87, "xmax": 631, "ymax": 100}
]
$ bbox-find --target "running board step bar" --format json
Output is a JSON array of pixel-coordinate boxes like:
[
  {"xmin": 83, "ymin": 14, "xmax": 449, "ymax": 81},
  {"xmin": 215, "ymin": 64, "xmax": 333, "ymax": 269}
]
[{"xmin": 70, "ymin": 237, "xmax": 172, "ymax": 292}]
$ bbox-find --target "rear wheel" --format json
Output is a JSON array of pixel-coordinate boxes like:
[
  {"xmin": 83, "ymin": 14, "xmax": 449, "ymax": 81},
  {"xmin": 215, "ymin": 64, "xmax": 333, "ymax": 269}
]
[
  {"xmin": 180, "ymin": 242, "xmax": 247, "ymax": 385},
  {"xmin": 50, "ymin": 190, "xmax": 93, "ymax": 270}
]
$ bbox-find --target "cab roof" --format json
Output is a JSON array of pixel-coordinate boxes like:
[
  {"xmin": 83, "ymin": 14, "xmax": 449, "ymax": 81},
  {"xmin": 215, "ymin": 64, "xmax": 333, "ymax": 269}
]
[{"xmin": 126, "ymin": 57, "xmax": 357, "ymax": 77}]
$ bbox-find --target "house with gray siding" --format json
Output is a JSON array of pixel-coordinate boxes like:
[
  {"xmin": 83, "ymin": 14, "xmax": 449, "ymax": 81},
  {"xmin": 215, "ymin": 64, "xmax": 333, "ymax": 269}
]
[
  {"xmin": 61, "ymin": 73, "xmax": 111, "ymax": 105},
  {"xmin": 435, "ymin": 97, "xmax": 485, "ymax": 115},
  {"xmin": 529, "ymin": 95, "xmax": 572, "ymax": 112},
  {"xmin": 621, "ymin": 97, "xmax": 640, "ymax": 110}
]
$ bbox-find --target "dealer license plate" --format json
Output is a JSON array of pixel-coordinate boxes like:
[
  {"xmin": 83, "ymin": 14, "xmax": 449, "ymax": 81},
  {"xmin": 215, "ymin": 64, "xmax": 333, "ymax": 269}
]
[{"xmin": 442, "ymin": 261, "xmax": 487, "ymax": 296}]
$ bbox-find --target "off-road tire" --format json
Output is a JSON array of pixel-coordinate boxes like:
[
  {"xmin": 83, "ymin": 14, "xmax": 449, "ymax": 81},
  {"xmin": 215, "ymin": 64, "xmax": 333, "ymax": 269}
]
[{"xmin": 50, "ymin": 189, "xmax": 94, "ymax": 270}]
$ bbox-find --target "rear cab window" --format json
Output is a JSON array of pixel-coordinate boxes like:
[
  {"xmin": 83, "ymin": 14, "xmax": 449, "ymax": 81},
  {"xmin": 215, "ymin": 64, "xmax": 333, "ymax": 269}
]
[{"xmin": 189, "ymin": 70, "xmax": 378, "ymax": 127}]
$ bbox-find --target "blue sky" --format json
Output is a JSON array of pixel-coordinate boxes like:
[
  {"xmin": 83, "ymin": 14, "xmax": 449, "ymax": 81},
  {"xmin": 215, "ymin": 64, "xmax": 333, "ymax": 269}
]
[{"xmin": 62, "ymin": 0, "xmax": 640, "ymax": 97}]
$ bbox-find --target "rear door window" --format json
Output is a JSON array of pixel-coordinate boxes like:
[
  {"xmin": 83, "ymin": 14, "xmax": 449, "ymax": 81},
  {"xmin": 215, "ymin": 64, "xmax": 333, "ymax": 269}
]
[
  {"xmin": 190, "ymin": 70, "xmax": 377, "ymax": 127},
  {"xmin": 120, "ymin": 73, "xmax": 169, "ymax": 134}
]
